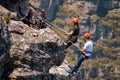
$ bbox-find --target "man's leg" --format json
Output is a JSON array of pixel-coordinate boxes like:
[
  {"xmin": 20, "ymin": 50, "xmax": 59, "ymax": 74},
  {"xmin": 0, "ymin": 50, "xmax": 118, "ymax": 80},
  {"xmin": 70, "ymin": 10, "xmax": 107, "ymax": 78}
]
[
  {"xmin": 63, "ymin": 40, "xmax": 72, "ymax": 49},
  {"xmin": 67, "ymin": 55, "xmax": 85, "ymax": 74},
  {"xmin": 72, "ymin": 55, "xmax": 85, "ymax": 72}
]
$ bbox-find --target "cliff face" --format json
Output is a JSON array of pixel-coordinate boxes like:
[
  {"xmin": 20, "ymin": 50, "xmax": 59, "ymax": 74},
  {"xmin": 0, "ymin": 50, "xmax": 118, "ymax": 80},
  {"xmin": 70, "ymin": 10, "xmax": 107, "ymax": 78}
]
[
  {"xmin": 0, "ymin": 0, "xmax": 120, "ymax": 80},
  {"xmin": 2, "ymin": 20, "xmax": 66, "ymax": 78},
  {"xmin": 0, "ymin": 13, "xmax": 10, "ymax": 78},
  {"xmin": 0, "ymin": 1, "xmax": 80, "ymax": 80},
  {"xmin": 0, "ymin": 1, "xmax": 67, "ymax": 79}
]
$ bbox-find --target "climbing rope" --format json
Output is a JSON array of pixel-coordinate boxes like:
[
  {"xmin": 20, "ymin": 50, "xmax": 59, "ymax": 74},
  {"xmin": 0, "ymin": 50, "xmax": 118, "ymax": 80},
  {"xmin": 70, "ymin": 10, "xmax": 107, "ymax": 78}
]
[{"xmin": 48, "ymin": 0, "xmax": 53, "ymax": 9}]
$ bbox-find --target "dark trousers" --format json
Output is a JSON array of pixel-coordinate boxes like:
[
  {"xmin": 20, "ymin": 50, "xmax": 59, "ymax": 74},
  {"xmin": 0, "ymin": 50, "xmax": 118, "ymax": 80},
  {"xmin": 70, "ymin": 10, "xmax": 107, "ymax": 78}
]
[
  {"xmin": 64, "ymin": 40, "xmax": 72, "ymax": 49},
  {"xmin": 64, "ymin": 36, "xmax": 77, "ymax": 49},
  {"xmin": 72, "ymin": 54, "xmax": 89, "ymax": 72}
]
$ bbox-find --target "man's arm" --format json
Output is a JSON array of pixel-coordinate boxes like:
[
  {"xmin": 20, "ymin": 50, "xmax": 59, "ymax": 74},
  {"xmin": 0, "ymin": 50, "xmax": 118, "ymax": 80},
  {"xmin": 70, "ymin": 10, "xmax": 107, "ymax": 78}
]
[
  {"xmin": 65, "ymin": 31, "xmax": 73, "ymax": 36},
  {"xmin": 79, "ymin": 48, "xmax": 86, "ymax": 59},
  {"xmin": 79, "ymin": 48, "xmax": 86, "ymax": 53}
]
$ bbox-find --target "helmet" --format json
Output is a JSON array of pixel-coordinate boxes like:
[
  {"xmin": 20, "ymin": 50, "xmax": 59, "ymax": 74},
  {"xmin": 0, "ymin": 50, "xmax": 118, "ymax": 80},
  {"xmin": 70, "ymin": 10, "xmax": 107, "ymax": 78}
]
[
  {"xmin": 72, "ymin": 18, "xmax": 79, "ymax": 23},
  {"xmin": 84, "ymin": 32, "xmax": 90, "ymax": 39}
]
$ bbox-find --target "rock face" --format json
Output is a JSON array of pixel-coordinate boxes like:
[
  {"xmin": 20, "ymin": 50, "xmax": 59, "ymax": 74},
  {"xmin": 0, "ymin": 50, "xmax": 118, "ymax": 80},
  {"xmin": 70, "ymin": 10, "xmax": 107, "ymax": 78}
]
[
  {"xmin": 45, "ymin": 0, "xmax": 63, "ymax": 21},
  {"xmin": 0, "ymin": 13, "xmax": 10, "ymax": 77},
  {"xmin": 0, "ymin": 0, "xmax": 30, "ymax": 21},
  {"xmin": 30, "ymin": 0, "xmax": 64, "ymax": 21},
  {"xmin": 0, "ymin": 0, "xmax": 64, "ymax": 21},
  {"xmin": 0, "ymin": 0, "xmax": 120, "ymax": 80},
  {"xmin": 0, "ymin": 1, "xmax": 67, "ymax": 79},
  {"xmin": 0, "ymin": 15, "xmax": 81, "ymax": 80},
  {"xmin": 0, "ymin": 1, "xmax": 75, "ymax": 80},
  {"xmin": 1, "ymin": 19, "xmax": 66, "ymax": 78}
]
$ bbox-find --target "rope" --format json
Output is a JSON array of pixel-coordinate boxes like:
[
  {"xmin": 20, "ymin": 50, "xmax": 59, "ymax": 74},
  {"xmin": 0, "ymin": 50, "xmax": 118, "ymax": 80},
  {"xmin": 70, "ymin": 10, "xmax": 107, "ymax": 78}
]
[
  {"xmin": 16, "ymin": 0, "xmax": 29, "ymax": 20},
  {"xmin": 39, "ymin": 18, "xmax": 67, "ymax": 41},
  {"xmin": 48, "ymin": 0, "xmax": 53, "ymax": 9},
  {"xmin": 43, "ymin": 19, "xmax": 84, "ymax": 43},
  {"xmin": 17, "ymin": 0, "xmax": 28, "ymax": 9}
]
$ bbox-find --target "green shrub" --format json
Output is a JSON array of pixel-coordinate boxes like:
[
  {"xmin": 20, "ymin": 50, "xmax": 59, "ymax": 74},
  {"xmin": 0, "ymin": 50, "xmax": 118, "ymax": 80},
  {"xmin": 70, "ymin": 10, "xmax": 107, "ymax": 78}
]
[{"xmin": 3, "ymin": 13, "xmax": 10, "ymax": 24}]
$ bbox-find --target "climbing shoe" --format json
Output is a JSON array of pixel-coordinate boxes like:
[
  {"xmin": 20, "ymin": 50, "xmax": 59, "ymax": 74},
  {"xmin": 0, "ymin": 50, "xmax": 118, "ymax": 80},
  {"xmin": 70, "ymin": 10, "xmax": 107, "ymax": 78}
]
[
  {"xmin": 61, "ymin": 42, "xmax": 68, "ymax": 49},
  {"xmin": 66, "ymin": 69, "xmax": 74, "ymax": 74}
]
